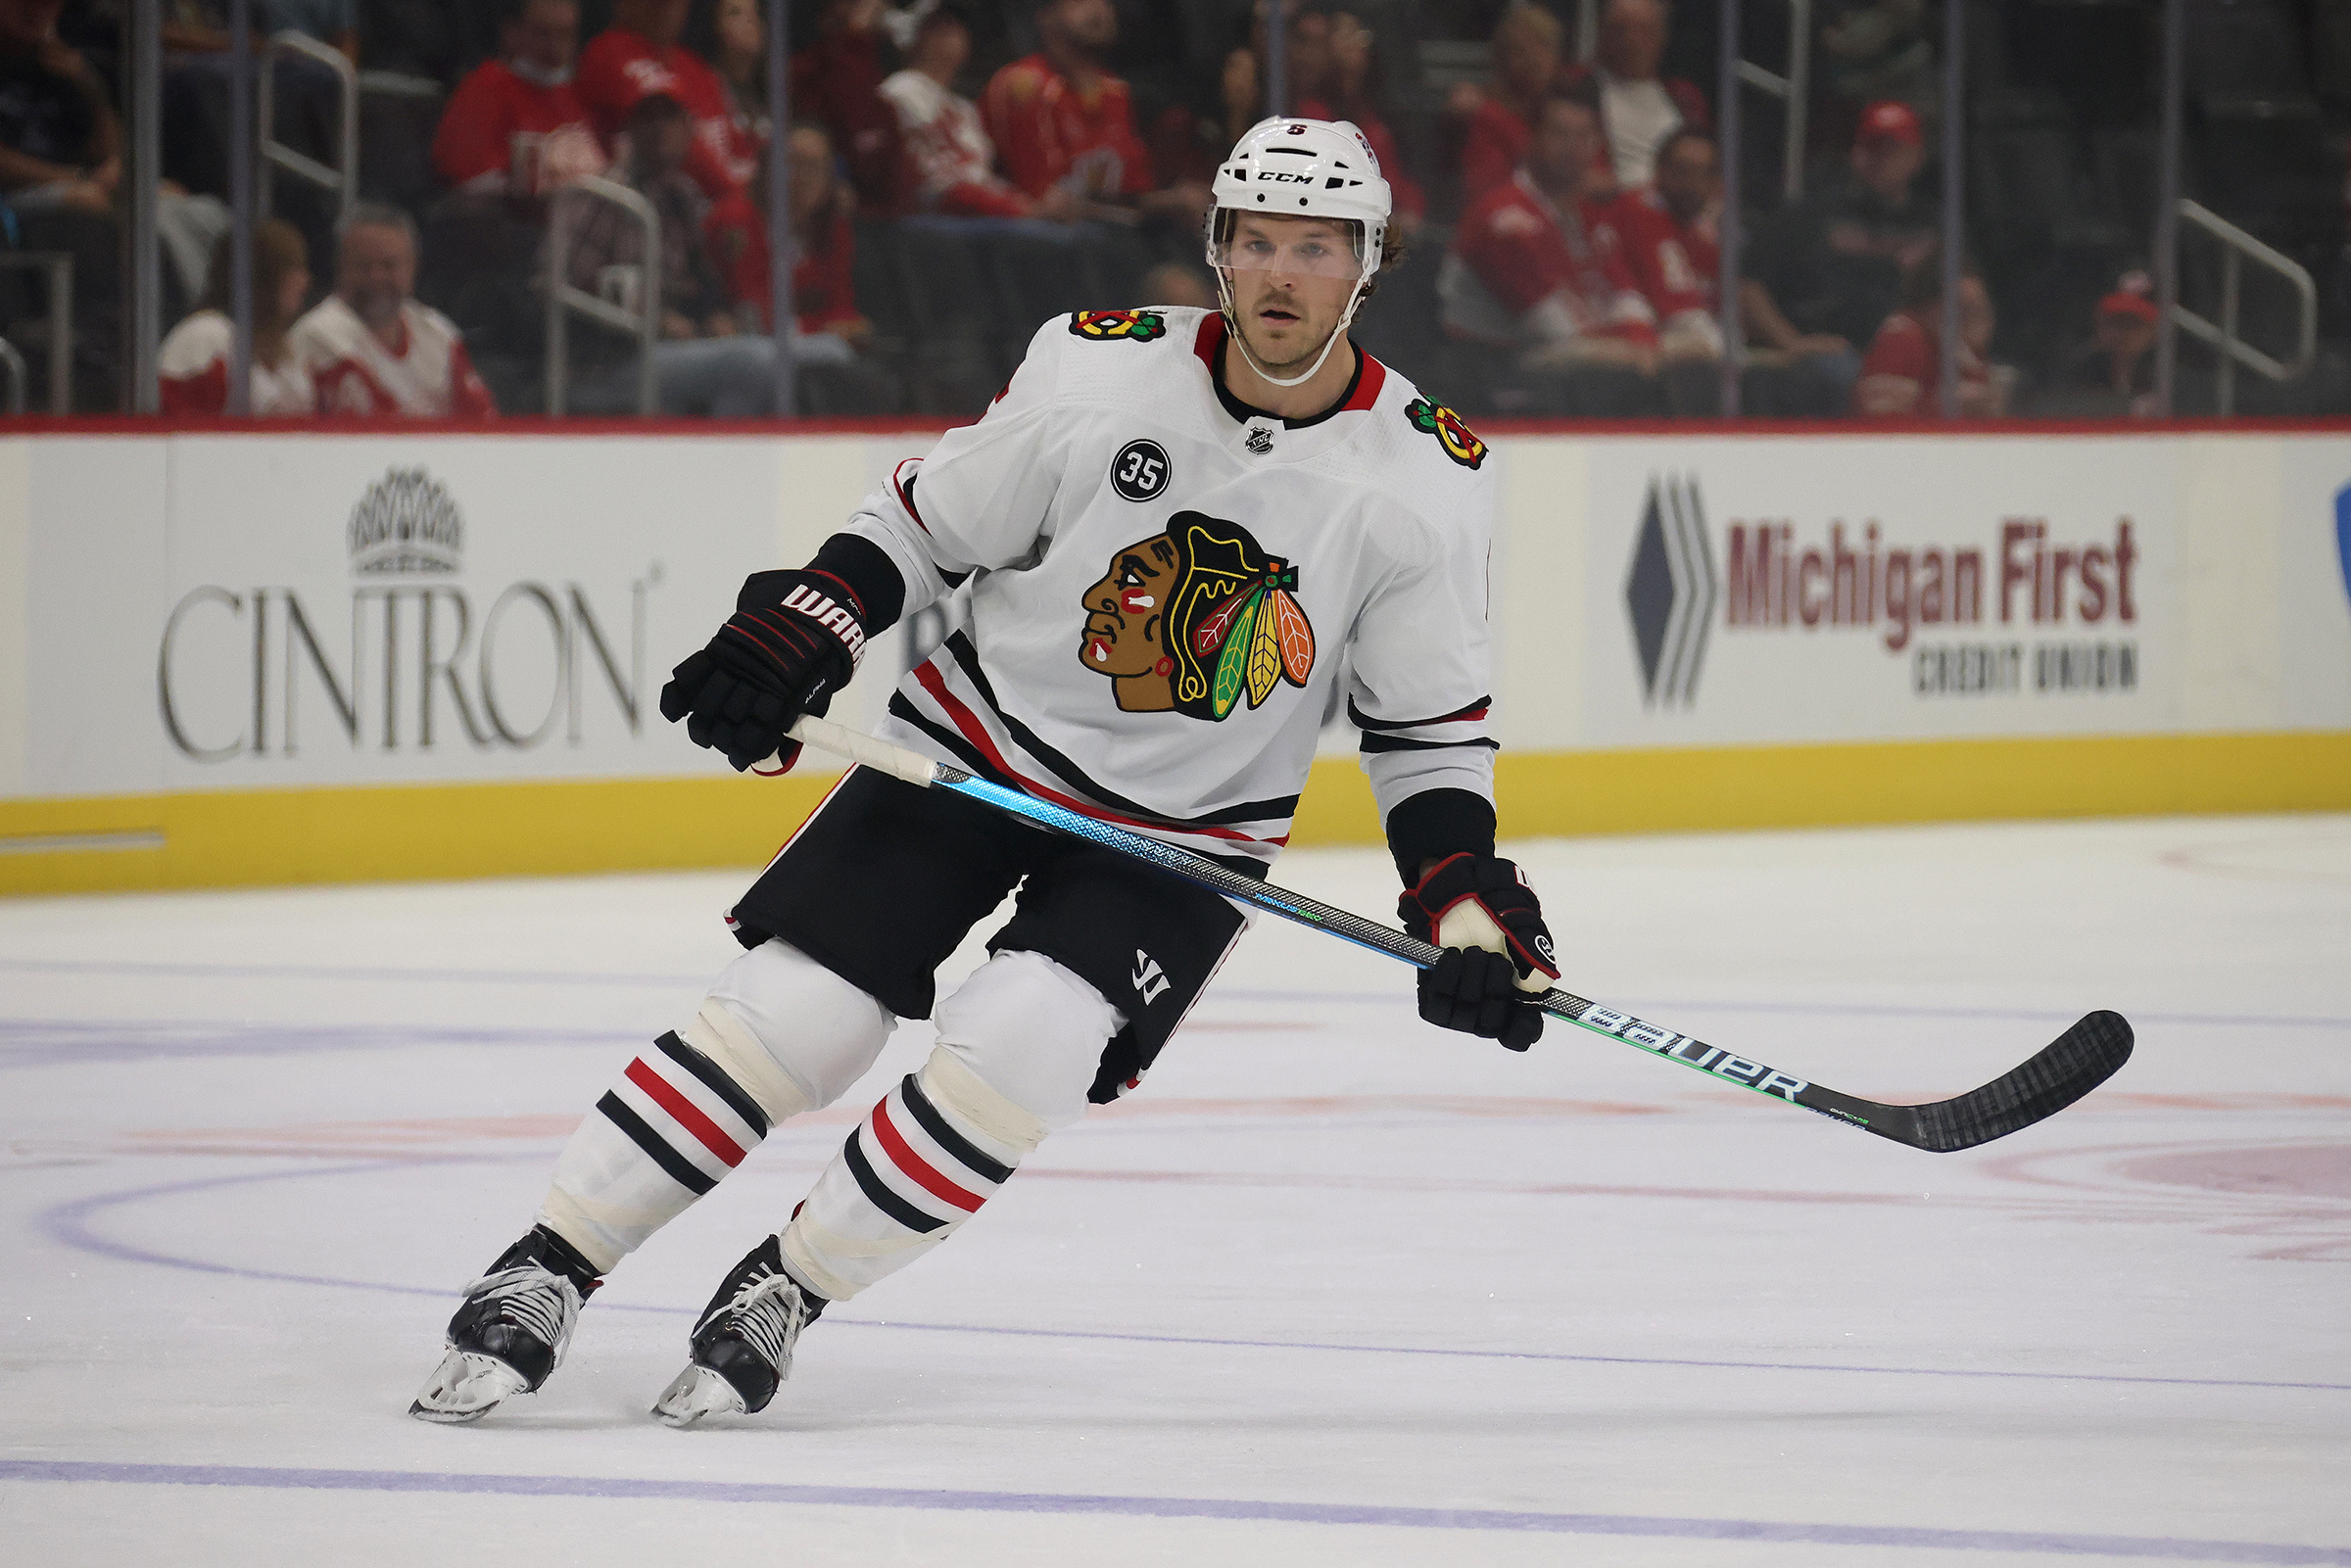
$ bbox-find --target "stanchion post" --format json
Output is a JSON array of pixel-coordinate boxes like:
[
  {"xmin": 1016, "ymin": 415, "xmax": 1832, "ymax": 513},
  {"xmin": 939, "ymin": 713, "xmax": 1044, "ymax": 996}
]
[
  {"xmin": 768, "ymin": 0, "xmax": 795, "ymax": 418},
  {"xmin": 2154, "ymin": 0, "xmax": 2184, "ymax": 416},
  {"xmin": 1938, "ymin": 0, "xmax": 1963, "ymax": 421},
  {"xmin": 1716, "ymin": 0, "xmax": 1742, "ymax": 417},
  {"xmin": 226, "ymin": 0, "xmax": 255, "ymax": 415}
]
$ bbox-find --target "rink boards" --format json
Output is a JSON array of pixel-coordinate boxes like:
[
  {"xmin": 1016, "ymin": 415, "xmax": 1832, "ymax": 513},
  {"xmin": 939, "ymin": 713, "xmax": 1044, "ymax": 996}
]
[{"xmin": 2, "ymin": 421, "xmax": 2348, "ymax": 892}]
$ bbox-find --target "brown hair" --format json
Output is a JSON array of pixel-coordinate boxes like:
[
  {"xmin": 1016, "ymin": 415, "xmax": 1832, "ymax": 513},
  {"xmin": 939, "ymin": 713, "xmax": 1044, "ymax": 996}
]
[{"xmin": 198, "ymin": 219, "xmax": 312, "ymax": 366}]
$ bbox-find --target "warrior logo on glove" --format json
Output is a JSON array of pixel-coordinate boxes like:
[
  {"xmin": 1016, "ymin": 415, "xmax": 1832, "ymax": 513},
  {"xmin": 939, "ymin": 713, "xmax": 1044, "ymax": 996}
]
[{"xmin": 1080, "ymin": 512, "xmax": 1315, "ymax": 719}]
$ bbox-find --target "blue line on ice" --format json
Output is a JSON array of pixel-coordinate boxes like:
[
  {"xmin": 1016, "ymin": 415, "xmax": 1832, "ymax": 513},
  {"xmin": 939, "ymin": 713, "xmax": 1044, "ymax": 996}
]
[
  {"xmin": 2, "ymin": 1459, "xmax": 2344, "ymax": 1562},
  {"xmin": 36, "ymin": 1164, "xmax": 2351, "ymax": 1396}
]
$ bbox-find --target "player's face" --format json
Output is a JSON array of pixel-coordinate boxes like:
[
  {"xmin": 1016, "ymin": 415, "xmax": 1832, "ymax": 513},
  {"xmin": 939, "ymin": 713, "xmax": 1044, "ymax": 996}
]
[
  {"xmin": 1080, "ymin": 535, "xmax": 1178, "ymax": 681},
  {"xmin": 1221, "ymin": 215, "xmax": 1362, "ymax": 373}
]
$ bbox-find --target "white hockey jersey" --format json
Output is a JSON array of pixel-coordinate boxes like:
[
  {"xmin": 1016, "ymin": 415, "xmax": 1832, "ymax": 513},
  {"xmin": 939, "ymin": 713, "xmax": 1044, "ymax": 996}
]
[{"xmin": 844, "ymin": 306, "xmax": 1500, "ymax": 867}]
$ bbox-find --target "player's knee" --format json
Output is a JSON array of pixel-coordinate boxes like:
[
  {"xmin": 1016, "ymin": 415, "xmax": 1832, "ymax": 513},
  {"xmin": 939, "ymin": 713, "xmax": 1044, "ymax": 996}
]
[
  {"xmin": 694, "ymin": 938, "xmax": 896, "ymax": 1116},
  {"xmin": 932, "ymin": 949, "xmax": 1123, "ymax": 1136}
]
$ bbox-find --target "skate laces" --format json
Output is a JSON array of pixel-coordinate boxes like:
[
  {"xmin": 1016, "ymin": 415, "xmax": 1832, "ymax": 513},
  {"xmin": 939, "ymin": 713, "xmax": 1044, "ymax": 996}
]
[
  {"xmin": 702, "ymin": 1268, "xmax": 806, "ymax": 1377},
  {"xmin": 462, "ymin": 1263, "xmax": 582, "ymax": 1367}
]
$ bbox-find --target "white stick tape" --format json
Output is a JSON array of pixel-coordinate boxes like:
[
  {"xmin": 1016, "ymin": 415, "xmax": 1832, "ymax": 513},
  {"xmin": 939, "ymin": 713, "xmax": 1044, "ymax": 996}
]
[{"xmin": 758, "ymin": 715, "xmax": 939, "ymax": 788}]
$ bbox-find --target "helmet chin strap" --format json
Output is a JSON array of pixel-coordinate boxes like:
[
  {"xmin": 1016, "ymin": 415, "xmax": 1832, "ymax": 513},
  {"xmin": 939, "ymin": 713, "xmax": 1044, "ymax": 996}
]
[{"xmin": 1215, "ymin": 258, "xmax": 1376, "ymax": 390}]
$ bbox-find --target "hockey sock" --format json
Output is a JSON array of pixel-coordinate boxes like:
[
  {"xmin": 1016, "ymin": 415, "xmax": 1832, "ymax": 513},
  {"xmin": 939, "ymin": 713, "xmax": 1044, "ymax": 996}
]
[
  {"xmin": 779, "ymin": 1046, "xmax": 1046, "ymax": 1302},
  {"xmin": 539, "ymin": 1011, "xmax": 806, "ymax": 1273}
]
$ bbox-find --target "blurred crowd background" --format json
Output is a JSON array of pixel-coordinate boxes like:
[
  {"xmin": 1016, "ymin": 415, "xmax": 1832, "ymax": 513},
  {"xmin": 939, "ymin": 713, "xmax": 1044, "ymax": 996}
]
[{"xmin": 3, "ymin": 0, "xmax": 2345, "ymax": 420}]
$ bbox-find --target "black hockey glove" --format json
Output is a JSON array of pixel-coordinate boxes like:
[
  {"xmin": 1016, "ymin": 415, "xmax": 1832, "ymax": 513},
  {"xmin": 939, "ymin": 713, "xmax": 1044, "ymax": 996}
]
[
  {"xmin": 659, "ymin": 569, "xmax": 869, "ymax": 773},
  {"xmin": 1400, "ymin": 853, "xmax": 1560, "ymax": 1052}
]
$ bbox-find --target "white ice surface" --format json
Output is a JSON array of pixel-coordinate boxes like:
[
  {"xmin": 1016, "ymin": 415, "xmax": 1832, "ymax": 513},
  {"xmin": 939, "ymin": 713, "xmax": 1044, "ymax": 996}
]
[{"xmin": 3, "ymin": 814, "xmax": 2348, "ymax": 1567}]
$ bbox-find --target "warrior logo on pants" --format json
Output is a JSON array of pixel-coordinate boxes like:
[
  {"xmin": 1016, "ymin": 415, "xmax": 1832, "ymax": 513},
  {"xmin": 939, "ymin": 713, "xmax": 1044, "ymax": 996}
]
[{"xmin": 1079, "ymin": 511, "xmax": 1316, "ymax": 718}]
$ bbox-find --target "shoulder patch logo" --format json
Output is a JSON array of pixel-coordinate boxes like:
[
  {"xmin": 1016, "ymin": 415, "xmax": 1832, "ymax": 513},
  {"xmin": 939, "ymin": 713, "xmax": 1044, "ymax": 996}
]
[
  {"xmin": 1080, "ymin": 512, "xmax": 1316, "ymax": 721},
  {"xmin": 1405, "ymin": 397, "xmax": 1488, "ymax": 469},
  {"xmin": 1069, "ymin": 309, "xmax": 1169, "ymax": 343}
]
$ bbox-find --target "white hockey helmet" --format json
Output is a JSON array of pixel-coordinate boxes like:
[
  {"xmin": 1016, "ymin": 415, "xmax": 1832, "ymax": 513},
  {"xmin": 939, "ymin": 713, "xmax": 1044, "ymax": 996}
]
[{"xmin": 1207, "ymin": 118, "xmax": 1394, "ymax": 386}]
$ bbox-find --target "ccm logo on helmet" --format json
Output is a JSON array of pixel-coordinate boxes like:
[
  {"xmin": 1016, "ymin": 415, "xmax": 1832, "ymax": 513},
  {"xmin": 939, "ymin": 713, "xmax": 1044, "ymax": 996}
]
[{"xmin": 1255, "ymin": 170, "xmax": 1314, "ymax": 183}]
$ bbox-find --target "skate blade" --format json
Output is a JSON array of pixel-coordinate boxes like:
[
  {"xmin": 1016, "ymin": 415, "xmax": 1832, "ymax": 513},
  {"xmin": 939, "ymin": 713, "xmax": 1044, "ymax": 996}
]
[
  {"xmin": 409, "ymin": 1349, "xmax": 530, "ymax": 1424},
  {"xmin": 650, "ymin": 1362, "xmax": 746, "ymax": 1428}
]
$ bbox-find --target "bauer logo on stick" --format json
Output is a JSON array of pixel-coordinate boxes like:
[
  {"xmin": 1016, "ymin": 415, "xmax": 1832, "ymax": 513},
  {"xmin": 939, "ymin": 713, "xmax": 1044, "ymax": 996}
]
[
  {"xmin": 1078, "ymin": 512, "xmax": 1315, "ymax": 718},
  {"xmin": 1068, "ymin": 309, "xmax": 1169, "ymax": 343}
]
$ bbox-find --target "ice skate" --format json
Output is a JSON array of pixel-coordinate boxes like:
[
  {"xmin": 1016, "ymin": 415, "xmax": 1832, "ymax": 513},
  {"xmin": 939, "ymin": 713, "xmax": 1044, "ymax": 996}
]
[
  {"xmin": 651, "ymin": 1235, "xmax": 823, "ymax": 1427},
  {"xmin": 409, "ymin": 1226, "xmax": 600, "ymax": 1424}
]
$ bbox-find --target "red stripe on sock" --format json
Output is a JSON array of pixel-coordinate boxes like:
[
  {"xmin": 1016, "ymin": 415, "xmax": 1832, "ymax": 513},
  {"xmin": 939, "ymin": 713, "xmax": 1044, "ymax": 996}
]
[
  {"xmin": 869, "ymin": 1096, "xmax": 985, "ymax": 1213},
  {"xmin": 623, "ymin": 1058, "xmax": 748, "ymax": 1168}
]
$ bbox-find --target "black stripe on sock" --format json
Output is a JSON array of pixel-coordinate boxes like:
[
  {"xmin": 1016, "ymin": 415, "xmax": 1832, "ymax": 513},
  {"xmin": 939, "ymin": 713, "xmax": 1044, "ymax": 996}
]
[
  {"xmin": 596, "ymin": 1092, "xmax": 716, "ymax": 1196},
  {"xmin": 653, "ymin": 1031, "xmax": 771, "ymax": 1137},
  {"xmin": 896, "ymin": 1071, "xmax": 1014, "ymax": 1185},
  {"xmin": 840, "ymin": 1128, "xmax": 947, "ymax": 1234}
]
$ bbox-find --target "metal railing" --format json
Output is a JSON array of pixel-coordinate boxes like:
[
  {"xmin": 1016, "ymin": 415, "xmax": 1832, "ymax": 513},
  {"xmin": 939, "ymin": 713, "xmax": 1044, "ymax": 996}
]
[
  {"xmin": 1736, "ymin": 0, "xmax": 1811, "ymax": 201},
  {"xmin": 258, "ymin": 29, "xmax": 359, "ymax": 222},
  {"xmin": 544, "ymin": 175, "xmax": 662, "ymax": 416},
  {"xmin": 2171, "ymin": 199, "xmax": 2317, "ymax": 416},
  {"xmin": 0, "ymin": 253, "xmax": 75, "ymax": 414}
]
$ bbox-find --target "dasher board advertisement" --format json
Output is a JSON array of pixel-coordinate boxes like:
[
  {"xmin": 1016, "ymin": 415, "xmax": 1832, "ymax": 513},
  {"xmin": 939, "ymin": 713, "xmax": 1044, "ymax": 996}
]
[
  {"xmin": 25, "ymin": 436, "xmax": 789, "ymax": 798},
  {"xmin": 1580, "ymin": 437, "xmax": 2181, "ymax": 746},
  {"xmin": 2277, "ymin": 438, "xmax": 2351, "ymax": 728}
]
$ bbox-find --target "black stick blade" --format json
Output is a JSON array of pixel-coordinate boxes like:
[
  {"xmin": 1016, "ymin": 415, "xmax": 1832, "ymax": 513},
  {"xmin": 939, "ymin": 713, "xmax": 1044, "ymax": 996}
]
[{"xmin": 1907, "ymin": 1011, "xmax": 2135, "ymax": 1153}]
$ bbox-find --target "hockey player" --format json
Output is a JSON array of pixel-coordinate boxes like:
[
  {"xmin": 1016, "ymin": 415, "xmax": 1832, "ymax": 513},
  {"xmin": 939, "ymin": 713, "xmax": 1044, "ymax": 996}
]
[{"xmin": 410, "ymin": 117, "xmax": 1562, "ymax": 1428}]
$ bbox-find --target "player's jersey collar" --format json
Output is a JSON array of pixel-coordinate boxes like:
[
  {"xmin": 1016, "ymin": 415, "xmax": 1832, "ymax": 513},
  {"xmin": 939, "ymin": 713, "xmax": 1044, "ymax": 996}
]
[{"xmin": 1191, "ymin": 312, "xmax": 1387, "ymax": 432}]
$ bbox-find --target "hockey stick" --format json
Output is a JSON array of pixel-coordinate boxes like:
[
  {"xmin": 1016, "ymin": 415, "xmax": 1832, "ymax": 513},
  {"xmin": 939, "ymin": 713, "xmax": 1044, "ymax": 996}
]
[{"xmin": 776, "ymin": 715, "xmax": 2133, "ymax": 1153}]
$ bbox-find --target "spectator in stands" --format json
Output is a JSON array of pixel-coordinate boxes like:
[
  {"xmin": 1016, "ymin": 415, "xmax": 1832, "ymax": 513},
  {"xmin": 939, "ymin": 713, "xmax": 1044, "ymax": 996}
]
[
  {"xmin": 0, "ymin": 0, "xmax": 115, "ymax": 214},
  {"xmin": 1289, "ymin": 9, "xmax": 1423, "ymax": 226},
  {"xmin": 263, "ymin": 0, "xmax": 357, "ymax": 59},
  {"xmin": 1442, "ymin": 87, "xmax": 1661, "ymax": 415},
  {"xmin": 1456, "ymin": 2, "xmax": 1563, "ymax": 206},
  {"xmin": 881, "ymin": 2, "xmax": 1047, "ymax": 217},
  {"xmin": 1603, "ymin": 126, "xmax": 1719, "ymax": 349},
  {"xmin": 703, "ymin": 123, "xmax": 901, "ymax": 412},
  {"xmin": 576, "ymin": 0, "xmax": 755, "ymax": 202},
  {"xmin": 1853, "ymin": 246, "xmax": 2001, "ymax": 418},
  {"xmin": 158, "ymin": 218, "xmax": 315, "ymax": 415},
  {"xmin": 1560, "ymin": 0, "xmax": 1710, "ymax": 193},
  {"xmin": 788, "ymin": 0, "xmax": 906, "ymax": 213},
  {"xmin": 1138, "ymin": 258, "xmax": 1215, "ymax": 309},
  {"xmin": 982, "ymin": 0, "xmax": 1205, "ymax": 226},
  {"xmin": 432, "ymin": 0, "xmax": 606, "ymax": 199},
  {"xmin": 1740, "ymin": 98, "xmax": 1936, "ymax": 407},
  {"xmin": 691, "ymin": 0, "xmax": 770, "ymax": 139},
  {"xmin": 1, "ymin": 0, "xmax": 126, "ymax": 405},
  {"xmin": 2031, "ymin": 272, "xmax": 2161, "ymax": 418},
  {"xmin": 1598, "ymin": 123, "xmax": 1719, "ymax": 411},
  {"xmin": 1817, "ymin": 0, "xmax": 1937, "ymax": 154},
  {"xmin": 554, "ymin": 93, "xmax": 776, "ymax": 415},
  {"xmin": 292, "ymin": 203, "xmax": 498, "ymax": 417},
  {"xmin": 1150, "ymin": 41, "xmax": 1256, "ymax": 191}
]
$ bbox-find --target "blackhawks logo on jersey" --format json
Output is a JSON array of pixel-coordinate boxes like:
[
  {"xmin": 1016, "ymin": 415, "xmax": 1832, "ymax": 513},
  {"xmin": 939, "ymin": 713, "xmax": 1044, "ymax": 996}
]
[
  {"xmin": 1068, "ymin": 309, "xmax": 1169, "ymax": 343},
  {"xmin": 1080, "ymin": 512, "xmax": 1316, "ymax": 720},
  {"xmin": 1405, "ymin": 397, "xmax": 1487, "ymax": 469}
]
